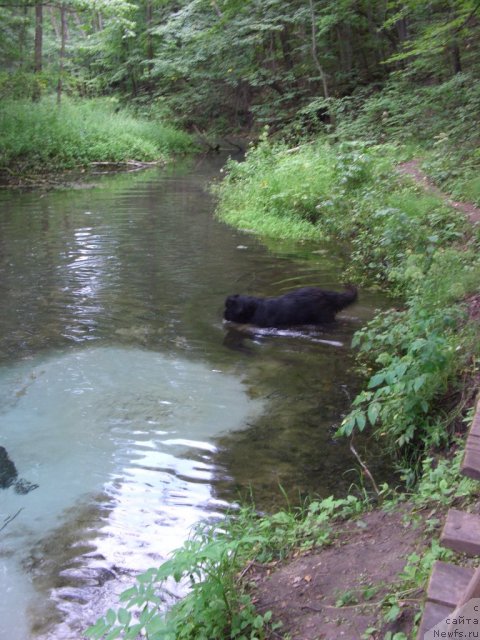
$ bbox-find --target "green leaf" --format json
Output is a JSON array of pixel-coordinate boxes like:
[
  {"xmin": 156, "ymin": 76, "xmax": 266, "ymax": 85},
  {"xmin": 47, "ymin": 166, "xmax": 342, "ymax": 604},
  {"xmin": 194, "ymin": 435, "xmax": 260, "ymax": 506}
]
[
  {"xmin": 367, "ymin": 402, "xmax": 381, "ymax": 426},
  {"xmin": 85, "ymin": 619, "xmax": 109, "ymax": 639},
  {"xmin": 356, "ymin": 412, "xmax": 367, "ymax": 431},
  {"xmin": 368, "ymin": 373, "xmax": 385, "ymax": 388},
  {"xmin": 413, "ymin": 375, "xmax": 426, "ymax": 392},
  {"xmin": 106, "ymin": 609, "xmax": 117, "ymax": 626},
  {"xmin": 117, "ymin": 608, "xmax": 131, "ymax": 626}
]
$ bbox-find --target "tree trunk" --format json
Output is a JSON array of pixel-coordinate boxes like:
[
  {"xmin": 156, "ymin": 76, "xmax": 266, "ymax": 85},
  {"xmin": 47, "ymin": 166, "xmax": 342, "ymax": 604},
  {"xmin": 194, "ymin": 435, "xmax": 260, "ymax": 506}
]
[
  {"xmin": 308, "ymin": 0, "xmax": 329, "ymax": 99},
  {"xmin": 451, "ymin": 41, "xmax": 462, "ymax": 74},
  {"xmin": 145, "ymin": 0, "xmax": 154, "ymax": 91},
  {"xmin": 32, "ymin": 1, "xmax": 43, "ymax": 101},
  {"xmin": 57, "ymin": 3, "xmax": 67, "ymax": 105},
  {"xmin": 19, "ymin": 3, "xmax": 29, "ymax": 68},
  {"xmin": 279, "ymin": 26, "xmax": 294, "ymax": 71}
]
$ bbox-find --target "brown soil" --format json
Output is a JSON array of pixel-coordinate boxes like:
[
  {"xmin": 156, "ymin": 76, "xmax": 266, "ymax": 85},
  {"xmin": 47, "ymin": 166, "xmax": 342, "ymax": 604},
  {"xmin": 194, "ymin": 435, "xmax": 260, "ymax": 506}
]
[{"xmin": 249, "ymin": 507, "xmax": 428, "ymax": 640}]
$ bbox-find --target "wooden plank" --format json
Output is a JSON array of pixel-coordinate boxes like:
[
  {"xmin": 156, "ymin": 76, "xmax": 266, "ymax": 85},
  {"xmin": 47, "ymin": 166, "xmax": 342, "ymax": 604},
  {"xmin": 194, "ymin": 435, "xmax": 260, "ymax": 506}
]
[
  {"xmin": 417, "ymin": 601, "xmax": 452, "ymax": 640},
  {"xmin": 427, "ymin": 561, "xmax": 474, "ymax": 607},
  {"xmin": 441, "ymin": 509, "xmax": 480, "ymax": 555},
  {"xmin": 461, "ymin": 449, "xmax": 480, "ymax": 480},
  {"xmin": 469, "ymin": 401, "xmax": 480, "ymax": 438},
  {"xmin": 465, "ymin": 435, "xmax": 480, "ymax": 451},
  {"xmin": 461, "ymin": 399, "xmax": 480, "ymax": 477}
]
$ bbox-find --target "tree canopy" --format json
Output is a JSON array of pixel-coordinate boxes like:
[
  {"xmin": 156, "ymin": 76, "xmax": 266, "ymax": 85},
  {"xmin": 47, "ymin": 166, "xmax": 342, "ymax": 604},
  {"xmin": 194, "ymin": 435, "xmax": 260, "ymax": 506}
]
[{"xmin": 1, "ymin": 0, "xmax": 479, "ymax": 130}]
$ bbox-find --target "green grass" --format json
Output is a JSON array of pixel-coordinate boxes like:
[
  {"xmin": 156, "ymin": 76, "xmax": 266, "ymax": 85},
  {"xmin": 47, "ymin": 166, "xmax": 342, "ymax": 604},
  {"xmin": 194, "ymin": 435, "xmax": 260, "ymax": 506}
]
[
  {"xmin": 0, "ymin": 97, "xmax": 194, "ymax": 173},
  {"xmin": 215, "ymin": 139, "xmax": 338, "ymax": 241}
]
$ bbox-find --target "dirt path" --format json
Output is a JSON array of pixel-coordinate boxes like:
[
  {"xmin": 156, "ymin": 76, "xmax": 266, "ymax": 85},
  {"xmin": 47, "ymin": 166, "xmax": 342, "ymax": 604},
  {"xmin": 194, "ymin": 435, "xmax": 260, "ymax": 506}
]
[
  {"xmin": 397, "ymin": 159, "xmax": 480, "ymax": 224},
  {"xmin": 250, "ymin": 507, "xmax": 427, "ymax": 640}
]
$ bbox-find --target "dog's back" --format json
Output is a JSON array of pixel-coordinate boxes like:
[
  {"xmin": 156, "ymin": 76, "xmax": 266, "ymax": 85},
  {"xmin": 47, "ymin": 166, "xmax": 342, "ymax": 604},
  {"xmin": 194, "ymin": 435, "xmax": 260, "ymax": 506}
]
[{"xmin": 224, "ymin": 286, "xmax": 358, "ymax": 327}]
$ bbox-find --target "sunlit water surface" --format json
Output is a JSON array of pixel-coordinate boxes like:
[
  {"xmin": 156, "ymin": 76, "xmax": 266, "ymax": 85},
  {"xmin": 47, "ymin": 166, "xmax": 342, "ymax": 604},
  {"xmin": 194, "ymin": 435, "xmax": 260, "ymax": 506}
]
[{"xmin": 0, "ymin": 156, "xmax": 391, "ymax": 639}]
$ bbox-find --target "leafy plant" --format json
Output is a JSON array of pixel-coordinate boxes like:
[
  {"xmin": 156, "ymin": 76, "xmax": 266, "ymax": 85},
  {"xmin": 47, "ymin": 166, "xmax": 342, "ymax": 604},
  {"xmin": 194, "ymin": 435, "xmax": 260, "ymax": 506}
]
[{"xmin": 86, "ymin": 494, "xmax": 367, "ymax": 639}]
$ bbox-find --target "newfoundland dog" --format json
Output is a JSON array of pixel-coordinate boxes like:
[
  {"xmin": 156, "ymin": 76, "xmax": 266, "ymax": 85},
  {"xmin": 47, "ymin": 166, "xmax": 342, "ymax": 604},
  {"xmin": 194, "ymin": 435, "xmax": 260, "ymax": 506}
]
[{"xmin": 224, "ymin": 285, "xmax": 358, "ymax": 328}]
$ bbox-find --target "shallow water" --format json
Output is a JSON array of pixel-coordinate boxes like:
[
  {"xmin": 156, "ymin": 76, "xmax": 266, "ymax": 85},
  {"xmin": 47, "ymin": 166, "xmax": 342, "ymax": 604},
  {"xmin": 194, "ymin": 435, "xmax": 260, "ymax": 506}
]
[{"xmin": 0, "ymin": 156, "xmax": 391, "ymax": 639}]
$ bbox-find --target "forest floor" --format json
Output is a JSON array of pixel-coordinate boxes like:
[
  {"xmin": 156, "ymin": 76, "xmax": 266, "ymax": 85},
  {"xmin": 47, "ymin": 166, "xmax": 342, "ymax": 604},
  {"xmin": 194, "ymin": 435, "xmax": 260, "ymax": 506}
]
[{"xmin": 249, "ymin": 162, "xmax": 480, "ymax": 640}]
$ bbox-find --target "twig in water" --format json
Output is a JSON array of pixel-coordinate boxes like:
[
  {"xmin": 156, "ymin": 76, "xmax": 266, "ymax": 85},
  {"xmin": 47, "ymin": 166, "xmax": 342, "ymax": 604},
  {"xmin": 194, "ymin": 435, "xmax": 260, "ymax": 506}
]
[{"xmin": 1, "ymin": 508, "xmax": 24, "ymax": 532}]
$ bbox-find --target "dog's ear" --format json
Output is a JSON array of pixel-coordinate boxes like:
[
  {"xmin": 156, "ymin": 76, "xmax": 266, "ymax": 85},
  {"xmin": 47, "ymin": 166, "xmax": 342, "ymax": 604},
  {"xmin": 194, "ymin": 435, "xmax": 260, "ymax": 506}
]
[{"xmin": 225, "ymin": 294, "xmax": 239, "ymax": 306}]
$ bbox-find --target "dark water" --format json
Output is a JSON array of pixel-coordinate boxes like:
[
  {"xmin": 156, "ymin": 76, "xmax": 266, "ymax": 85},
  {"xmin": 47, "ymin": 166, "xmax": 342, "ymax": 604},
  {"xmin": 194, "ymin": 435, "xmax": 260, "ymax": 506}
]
[{"xmin": 0, "ymin": 155, "xmax": 391, "ymax": 639}]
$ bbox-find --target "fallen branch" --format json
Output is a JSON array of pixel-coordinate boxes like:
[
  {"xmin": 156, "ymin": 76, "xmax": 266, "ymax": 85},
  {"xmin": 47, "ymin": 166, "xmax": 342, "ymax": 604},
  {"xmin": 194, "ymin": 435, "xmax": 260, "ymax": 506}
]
[
  {"xmin": 222, "ymin": 137, "xmax": 245, "ymax": 153},
  {"xmin": 192, "ymin": 125, "xmax": 220, "ymax": 152},
  {"xmin": 89, "ymin": 160, "xmax": 162, "ymax": 168},
  {"xmin": 1, "ymin": 508, "xmax": 24, "ymax": 532},
  {"xmin": 349, "ymin": 437, "xmax": 381, "ymax": 497}
]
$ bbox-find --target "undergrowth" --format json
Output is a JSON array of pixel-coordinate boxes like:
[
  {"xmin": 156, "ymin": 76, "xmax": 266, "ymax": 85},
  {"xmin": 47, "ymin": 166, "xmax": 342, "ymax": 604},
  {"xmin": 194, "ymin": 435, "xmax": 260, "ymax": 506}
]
[
  {"xmin": 0, "ymin": 97, "xmax": 194, "ymax": 173},
  {"xmin": 331, "ymin": 72, "xmax": 480, "ymax": 205}
]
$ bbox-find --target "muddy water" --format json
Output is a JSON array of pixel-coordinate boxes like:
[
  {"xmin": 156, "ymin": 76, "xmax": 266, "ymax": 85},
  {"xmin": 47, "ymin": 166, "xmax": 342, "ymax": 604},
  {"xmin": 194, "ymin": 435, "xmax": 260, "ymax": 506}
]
[{"xmin": 0, "ymin": 156, "xmax": 390, "ymax": 639}]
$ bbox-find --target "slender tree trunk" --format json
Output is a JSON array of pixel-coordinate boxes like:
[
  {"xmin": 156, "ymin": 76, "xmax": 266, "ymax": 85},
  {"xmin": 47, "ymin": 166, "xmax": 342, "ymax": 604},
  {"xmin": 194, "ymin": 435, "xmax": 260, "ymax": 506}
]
[
  {"xmin": 279, "ymin": 26, "xmax": 293, "ymax": 71},
  {"xmin": 308, "ymin": 0, "xmax": 329, "ymax": 99},
  {"xmin": 57, "ymin": 2, "xmax": 67, "ymax": 105},
  {"xmin": 145, "ymin": 0, "xmax": 154, "ymax": 91},
  {"xmin": 451, "ymin": 41, "xmax": 462, "ymax": 74},
  {"xmin": 32, "ymin": 1, "xmax": 43, "ymax": 101},
  {"xmin": 19, "ymin": 4, "xmax": 29, "ymax": 68},
  {"xmin": 49, "ymin": 5, "xmax": 60, "ymax": 38}
]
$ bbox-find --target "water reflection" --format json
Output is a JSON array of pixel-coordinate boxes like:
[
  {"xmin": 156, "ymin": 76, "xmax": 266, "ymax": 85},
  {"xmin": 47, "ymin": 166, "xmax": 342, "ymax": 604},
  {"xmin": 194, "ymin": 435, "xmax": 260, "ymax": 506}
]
[{"xmin": 0, "ymin": 346, "xmax": 262, "ymax": 639}]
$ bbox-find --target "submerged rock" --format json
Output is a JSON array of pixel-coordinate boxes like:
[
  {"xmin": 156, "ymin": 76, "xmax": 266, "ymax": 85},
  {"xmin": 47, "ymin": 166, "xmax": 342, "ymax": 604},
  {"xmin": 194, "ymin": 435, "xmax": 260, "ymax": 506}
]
[{"xmin": 0, "ymin": 446, "xmax": 38, "ymax": 494}]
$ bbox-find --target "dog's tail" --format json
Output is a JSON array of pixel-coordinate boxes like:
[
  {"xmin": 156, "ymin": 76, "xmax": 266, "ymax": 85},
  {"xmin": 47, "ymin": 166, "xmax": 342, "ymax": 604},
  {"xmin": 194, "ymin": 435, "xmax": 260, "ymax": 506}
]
[{"xmin": 331, "ymin": 285, "xmax": 358, "ymax": 311}]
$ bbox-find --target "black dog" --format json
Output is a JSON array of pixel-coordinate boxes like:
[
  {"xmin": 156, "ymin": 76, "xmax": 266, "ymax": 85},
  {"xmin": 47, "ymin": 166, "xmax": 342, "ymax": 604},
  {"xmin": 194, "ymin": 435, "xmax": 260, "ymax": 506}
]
[{"xmin": 224, "ymin": 286, "xmax": 358, "ymax": 328}]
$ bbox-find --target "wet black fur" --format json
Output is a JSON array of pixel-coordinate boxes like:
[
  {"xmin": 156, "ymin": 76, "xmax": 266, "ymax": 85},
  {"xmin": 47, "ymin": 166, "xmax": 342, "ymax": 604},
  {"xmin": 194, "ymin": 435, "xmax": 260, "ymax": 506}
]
[{"xmin": 223, "ymin": 286, "xmax": 358, "ymax": 328}]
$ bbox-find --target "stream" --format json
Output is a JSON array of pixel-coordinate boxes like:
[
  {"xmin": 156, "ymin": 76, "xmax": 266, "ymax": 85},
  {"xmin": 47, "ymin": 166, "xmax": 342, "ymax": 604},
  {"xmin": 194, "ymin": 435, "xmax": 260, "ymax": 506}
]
[{"xmin": 0, "ymin": 155, "xmax": 391, "ymax": 639}]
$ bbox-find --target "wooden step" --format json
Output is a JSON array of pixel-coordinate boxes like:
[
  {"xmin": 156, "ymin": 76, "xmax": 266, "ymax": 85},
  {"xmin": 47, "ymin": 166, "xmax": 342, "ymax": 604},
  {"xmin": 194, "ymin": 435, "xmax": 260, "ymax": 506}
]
[
  {"xmin": 468, "ymin": 401, "xmax": 480, "ymax": 438},
  {"xmin": 417, "ymin": 562, "xmax": 476, "ymax": 639},
  {"xmin": 462, "ymin": 449, "xmax": 480, "ymax": 480},
  {"xmin": 441, "ymin": 509, "xmax": 480, "ymax": 555},
  {"xmin": 416, "ymin": 601, "xmax": 452, "ymax": 640},
  {"xmin": 461, "ymin": 399, "xmax": 480, "ymax": 479},
  {"xmin": 427, "ymin": 560, "xmax": 474, "ymax": 606}
]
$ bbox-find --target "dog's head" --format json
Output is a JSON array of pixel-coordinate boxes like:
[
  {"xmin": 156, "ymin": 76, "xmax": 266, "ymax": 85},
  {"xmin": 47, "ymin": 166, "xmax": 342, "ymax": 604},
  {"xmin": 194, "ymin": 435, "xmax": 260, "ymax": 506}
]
[{"xmin": 224, "ymin": 294, "xmax": 257, "ymax": 324}]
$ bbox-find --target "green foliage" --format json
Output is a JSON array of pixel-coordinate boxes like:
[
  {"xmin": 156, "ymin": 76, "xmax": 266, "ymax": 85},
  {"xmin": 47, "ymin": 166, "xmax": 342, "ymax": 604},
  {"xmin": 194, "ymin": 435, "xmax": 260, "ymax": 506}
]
[
  {"xmin": 411, "ymin": 451, "xmax": 478, "ymax": 508},
  {"xmin": 0, "ymin": 97, "xmax": 193, "ymax": 173},
  {"xmin": 333, "ymin": 73, "xmax": 480, "ymax": 204},
  {"xmin": 216, "ymin": 135, "xmax": 480, "ymax": 479},
  {"xmin": 216, "ymin": 136, "xmax": 467, "ymax": 275},
  {"xmin": 86, "ymin": 494, "xmax": 366, "ymax": 639},
  {"xmin": 339, "ymin": 249, "xmax": 480, "ymax": 475},
  {"xmin": 1, "ymin": 0, "xmax": 480, "ymax": 138}
]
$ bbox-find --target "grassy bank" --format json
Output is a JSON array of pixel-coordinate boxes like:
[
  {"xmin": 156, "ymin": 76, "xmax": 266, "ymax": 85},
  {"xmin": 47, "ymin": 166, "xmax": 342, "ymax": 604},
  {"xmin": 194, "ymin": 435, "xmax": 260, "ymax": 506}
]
[
  {"xmin": 0, "ymin": 97, "xmax": 194, "ymax": 175},
  {"xmin": 216, "ymin": 138, "xmax": 480, "ymax": 477}
]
